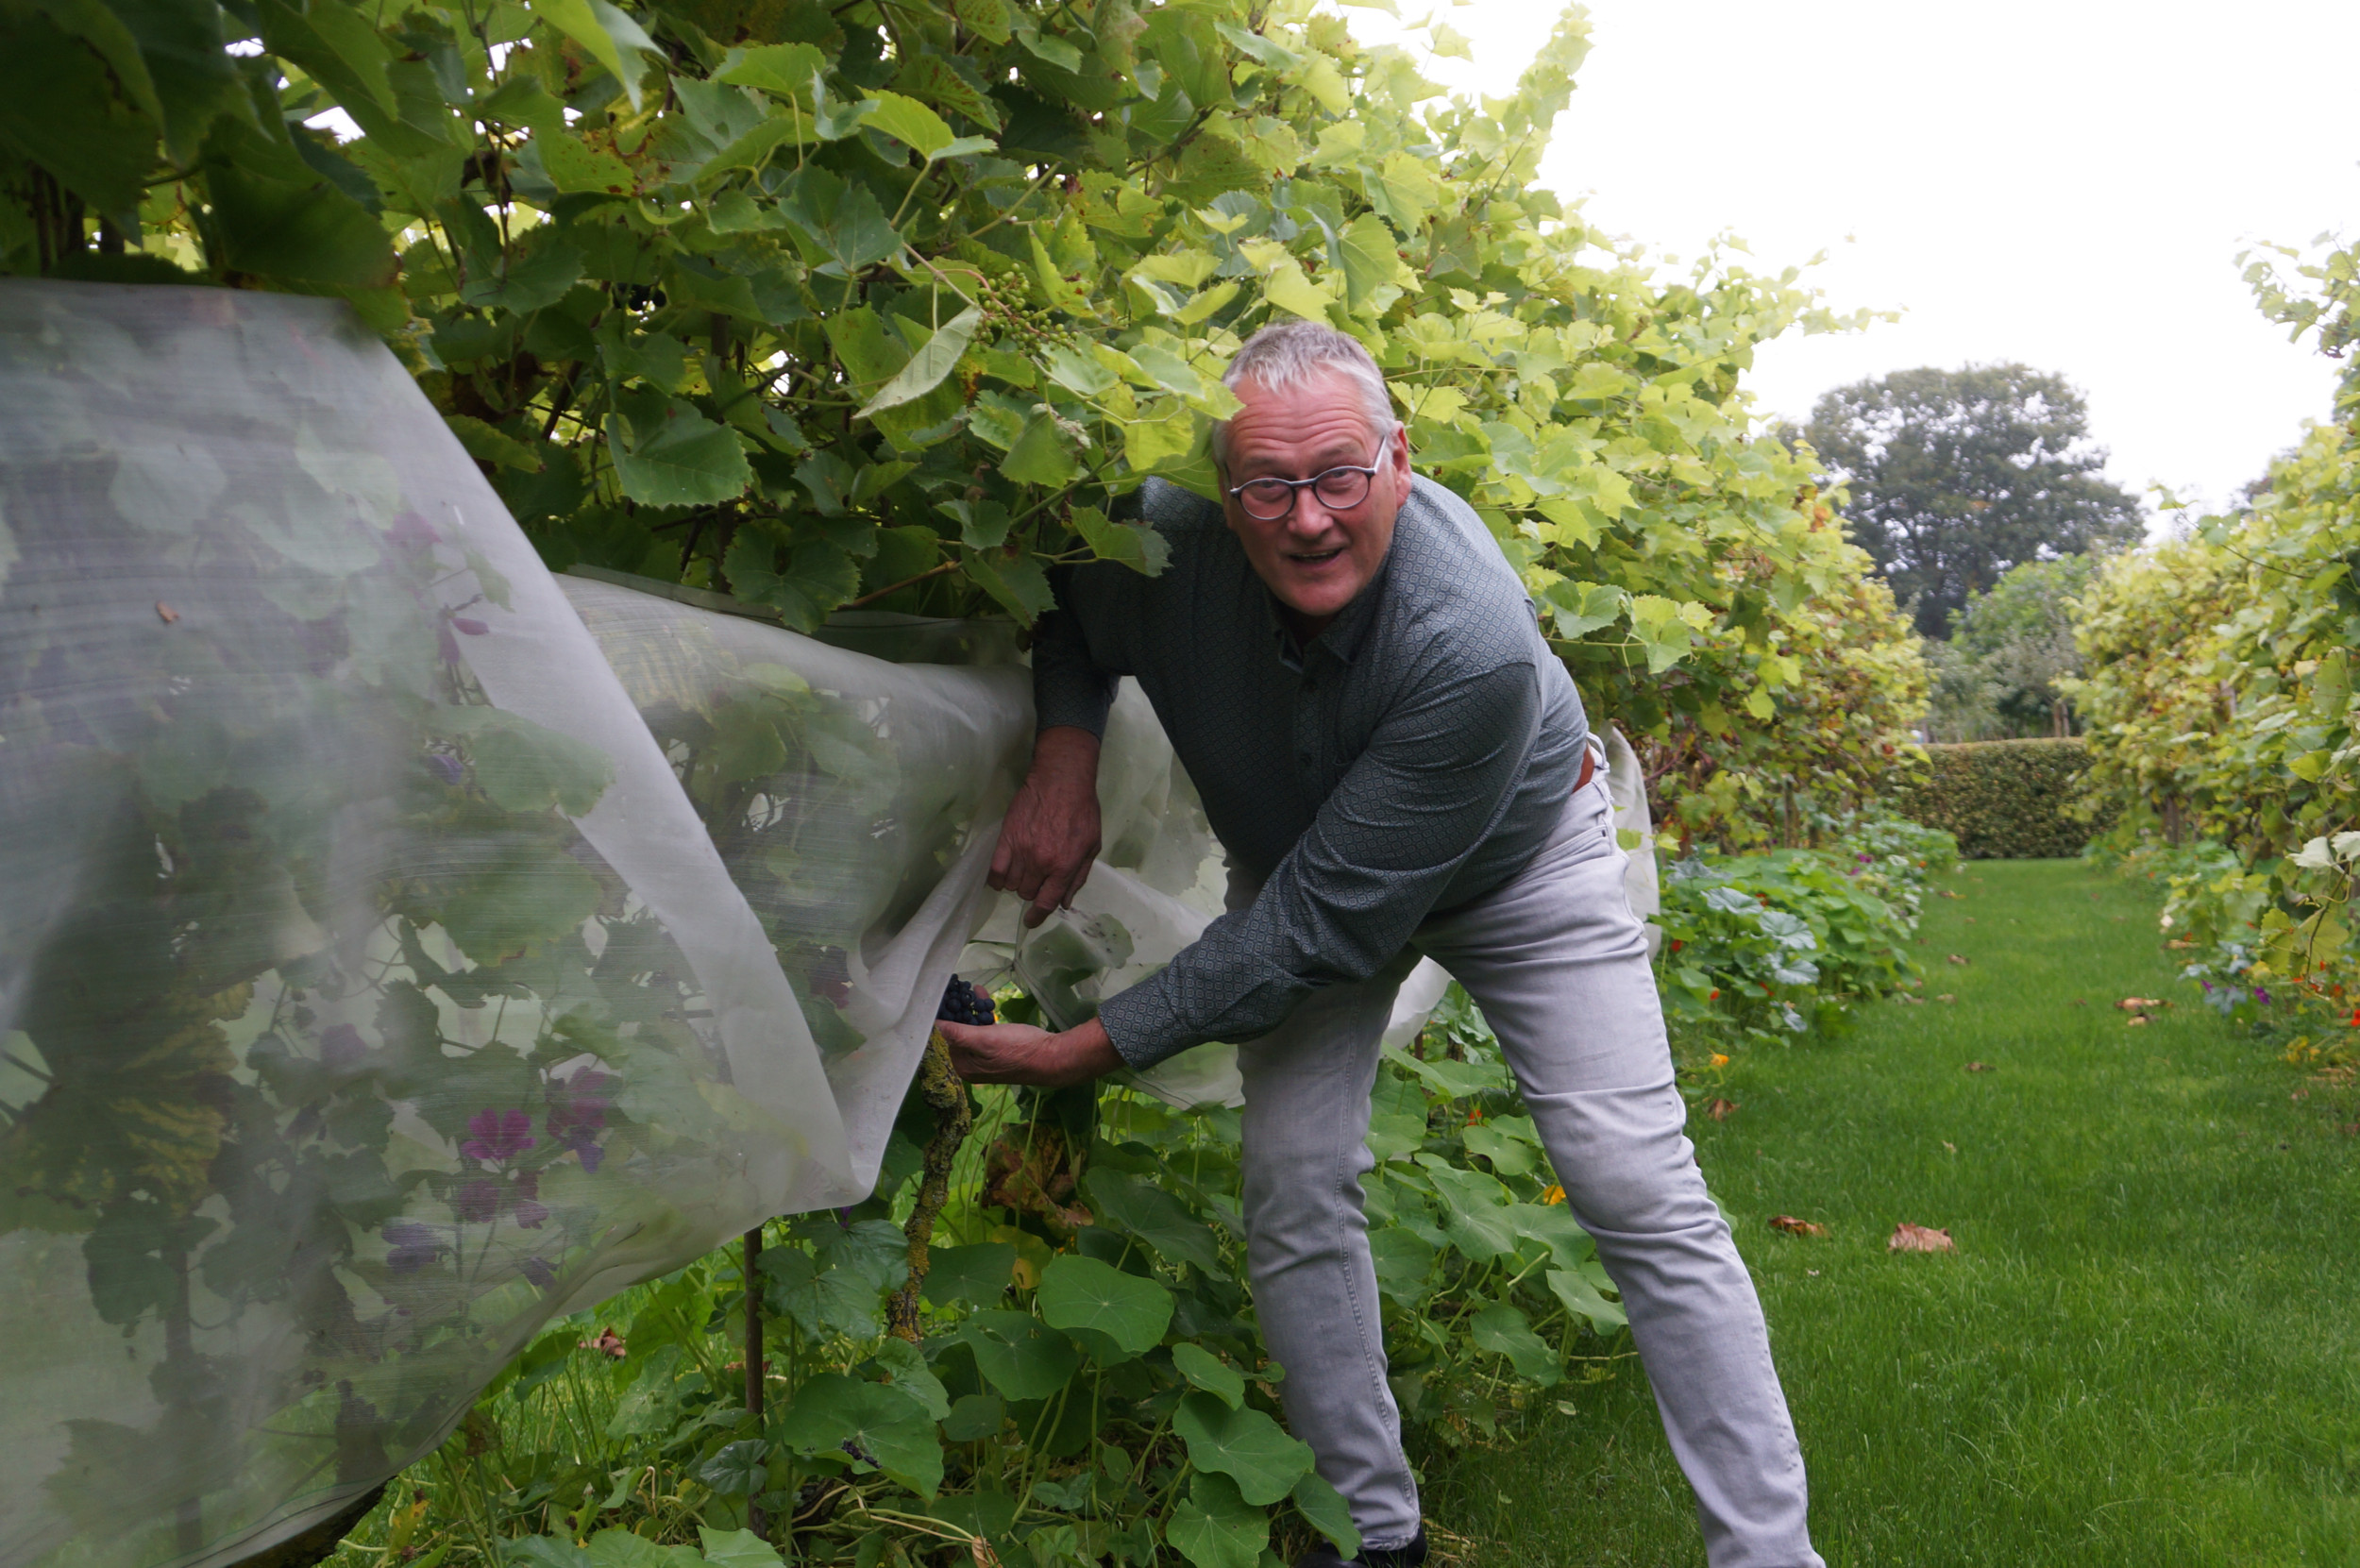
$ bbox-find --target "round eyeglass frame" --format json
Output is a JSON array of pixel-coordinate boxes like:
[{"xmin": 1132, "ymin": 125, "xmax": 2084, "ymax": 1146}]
[{"xmin": 1223, "ymin": 432, "xmax": 1396, "ymax": 522}]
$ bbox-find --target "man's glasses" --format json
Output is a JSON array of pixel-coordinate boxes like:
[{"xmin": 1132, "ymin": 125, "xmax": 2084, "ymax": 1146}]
[{"xmin": 1225, "ymin": 435, "xmax": 1391, "ymax": 522}]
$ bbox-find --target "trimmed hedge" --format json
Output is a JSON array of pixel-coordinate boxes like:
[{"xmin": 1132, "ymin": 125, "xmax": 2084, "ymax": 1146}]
[{"xmin": 1896, "ymin": 739, "xmax": 2112, "ymax": 859}]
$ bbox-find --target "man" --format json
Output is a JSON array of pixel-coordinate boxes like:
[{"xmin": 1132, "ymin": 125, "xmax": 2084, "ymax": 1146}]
[{"xmin": 935, "ymin": 321, "xmax": 1822, "ymax": 1568}]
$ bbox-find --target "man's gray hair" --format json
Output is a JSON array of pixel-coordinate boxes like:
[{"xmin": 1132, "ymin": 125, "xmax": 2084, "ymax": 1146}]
[{"xmin": 1212, "ymin": 320, "xmax": 1396, "ymax": 466}]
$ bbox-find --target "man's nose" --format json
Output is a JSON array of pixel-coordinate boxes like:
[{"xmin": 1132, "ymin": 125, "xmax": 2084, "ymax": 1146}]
[{"xmin": 1287, "ymin": 494, "xmax": 1343, "ymax": 539}]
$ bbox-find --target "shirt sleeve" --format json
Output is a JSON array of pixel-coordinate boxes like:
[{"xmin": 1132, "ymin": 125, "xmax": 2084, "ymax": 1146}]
[
  {"xmin": 1096, "ymin": 658, "xmax": 1544, "ymax": 1068},
  {"xmin": 1031, "ymin": 566, "xmax": 1120, "ymax": 737}
]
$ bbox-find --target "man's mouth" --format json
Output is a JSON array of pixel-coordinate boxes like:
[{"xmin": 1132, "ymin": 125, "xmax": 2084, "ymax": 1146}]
[{"xmin": 1287, "ymin": 548, "xmax": 1345, "ymax": 566}]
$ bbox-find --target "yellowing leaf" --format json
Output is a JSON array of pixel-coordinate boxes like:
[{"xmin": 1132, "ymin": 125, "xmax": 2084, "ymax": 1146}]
[{"xmin": 1262, "ymin": 261, "xmax": 1335, "ymax": 323}]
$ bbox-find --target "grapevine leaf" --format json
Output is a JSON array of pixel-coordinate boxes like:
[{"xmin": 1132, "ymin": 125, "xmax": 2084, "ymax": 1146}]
[{"xmin": 856, "ymin": 306, "xmax": 984, "ymax": 418}]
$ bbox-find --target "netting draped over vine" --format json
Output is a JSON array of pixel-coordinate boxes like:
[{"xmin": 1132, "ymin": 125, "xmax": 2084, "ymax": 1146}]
[{"xmin": 0, "ymin": 281, "xmax": 1231, "ymax": 1568}]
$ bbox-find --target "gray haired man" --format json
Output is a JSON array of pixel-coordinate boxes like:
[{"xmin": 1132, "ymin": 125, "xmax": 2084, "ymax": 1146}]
[{"xmin": 936, "ymin": 321, "xmax": 1823, "ymax": 1568}]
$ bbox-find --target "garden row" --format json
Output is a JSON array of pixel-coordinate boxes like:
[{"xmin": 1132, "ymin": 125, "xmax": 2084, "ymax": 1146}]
[{"xmin": 2070, "ymin": 235, "xmax": 2360, "ymax": 1052}]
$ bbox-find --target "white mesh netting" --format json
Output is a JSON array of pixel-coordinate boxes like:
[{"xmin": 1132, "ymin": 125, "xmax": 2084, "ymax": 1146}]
[
  {"xmin": 0, "ymin": 280, "xmax": 1237, "ymax": 1568},
  {"xmin": 0, "ymin": 280, "xmax": 1649, "ymax": 1568}
]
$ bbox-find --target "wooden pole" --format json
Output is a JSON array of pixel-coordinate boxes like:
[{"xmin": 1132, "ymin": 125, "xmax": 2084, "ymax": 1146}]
[{"xmin": 743, "ymin": 1225, "xmax": 766, "ymax": 1538}]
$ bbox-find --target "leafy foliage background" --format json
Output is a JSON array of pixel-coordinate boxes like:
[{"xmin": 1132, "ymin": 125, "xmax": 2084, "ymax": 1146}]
[
  {"xmin": 0, "ymin": 0, "xmax": 1928, "ymax": 840},
  {"xmin": 2072, "ymin": 234, "xmax": 2360, "ymax": 1048}
]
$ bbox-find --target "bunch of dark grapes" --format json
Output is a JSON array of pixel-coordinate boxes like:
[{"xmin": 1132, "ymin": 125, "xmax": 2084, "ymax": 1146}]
[{"xmin": 937, "ymin": 977, "xmax": 996, "ymax": 1026}]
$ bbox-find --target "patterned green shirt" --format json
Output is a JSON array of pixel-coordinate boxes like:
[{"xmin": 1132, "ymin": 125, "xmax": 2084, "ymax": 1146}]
[{"xmin": 1035, "ymin": 476, "xmax": 1591, "ymax": 1069}]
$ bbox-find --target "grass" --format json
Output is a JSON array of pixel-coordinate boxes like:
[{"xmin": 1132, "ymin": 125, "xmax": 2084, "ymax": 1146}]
[{"xmin": 1414, "ymin": 856, "xmax": 2360, "ymax": 1567}]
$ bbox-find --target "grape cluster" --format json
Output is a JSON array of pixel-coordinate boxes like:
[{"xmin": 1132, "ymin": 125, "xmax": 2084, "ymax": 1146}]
[
  {"xmin": 937, "ymin": 976, "xmax": 997, "ymax": 1026},
  {"xmin": 975, "ymin": 268, "xmax": 1079, "ymax": 354}
]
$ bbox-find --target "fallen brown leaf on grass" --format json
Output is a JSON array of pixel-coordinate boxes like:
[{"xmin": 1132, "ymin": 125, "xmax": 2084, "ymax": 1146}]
[
  {"xmin": 1947, "ymin": 953, "xmax": 1969, "ymax": 965},
  {"xmin": 1704, "ymin": 1097, "xmax": 1739, "ymax": 1121},
  {"xmin": 2125, "ymin": 1015, "xmax": 2149, "ymax": 1027},
  {"xmin": 1896, "ymin": 993, "xmax": 1924, "ymax": 1004},
  {"xmin": 1963, "ymin": 916, "xmax": 1976, "ymax": 924},
  {"xmin": 2116, "ymin": 997, "xmax": 2171, "ymax": 1011},
  {"xmin": 1937, "ymin": 889, "xmax": 1963, "ymax": 900},
  {"xmin": 580, "ymin": 1327, "xmax": 626, "ymax": 1358},
  {"xmin": 1936, "ymin": 993, "xmax": 1956, "ymax": 1003},
  {"xmin": 2166, "ymin": 938, "xmax": 2196, "ymax": 950},
  {"xmin": 1888, "ymin": 1222, "xmax": 1955, "ymax": 1254},
  {"xmin": 1769, "ymin": 1215, "xmax": 1829, "ymax": 1238},
  {"xmin": 1964, "ymin": 1061, "xmax": 1991, "ymax": 1072}
]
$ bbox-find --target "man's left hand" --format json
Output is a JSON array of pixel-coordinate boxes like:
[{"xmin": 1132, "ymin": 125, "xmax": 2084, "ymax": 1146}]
[{"xmin": 936, "ymin": 1017, "xmax": 1123, "ymax": 1087}]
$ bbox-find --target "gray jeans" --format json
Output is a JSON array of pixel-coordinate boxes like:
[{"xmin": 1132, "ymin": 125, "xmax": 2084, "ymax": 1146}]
[{"xmin": 1233, "ymin": 772, "xmax": 1823, "ymax": 1566}]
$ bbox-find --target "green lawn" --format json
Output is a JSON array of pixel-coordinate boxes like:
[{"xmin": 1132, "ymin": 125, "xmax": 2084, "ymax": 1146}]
[{"xmin": 1413, "ymin": 857, "xmax": 2360, "ymax": 1567}]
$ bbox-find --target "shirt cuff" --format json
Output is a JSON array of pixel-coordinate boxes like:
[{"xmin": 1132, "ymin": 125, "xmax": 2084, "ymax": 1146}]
[
  {"xmin": 1032, "ymin": 665, "xmax": 1115, "ymax": 738},
  {"xmin": 1095, "ymin": 979, "xmax": 1190, "ymax": 1071}
]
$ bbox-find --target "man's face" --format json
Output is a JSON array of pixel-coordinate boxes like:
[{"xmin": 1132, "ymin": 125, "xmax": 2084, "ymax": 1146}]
[{"xmin": 1218, "ymin": 368, "xmax": 1411, "ymax": 632}]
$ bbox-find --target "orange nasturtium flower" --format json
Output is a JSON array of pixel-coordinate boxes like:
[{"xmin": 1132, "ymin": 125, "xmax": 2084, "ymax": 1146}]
[
  {"xmin": 1541, "ymin": 1185, "xmax": 1566, "ymax": 1206},
  {"xmin": 1711, "ymin": 1053, "xmax": 1730, "ymax": 1068}
]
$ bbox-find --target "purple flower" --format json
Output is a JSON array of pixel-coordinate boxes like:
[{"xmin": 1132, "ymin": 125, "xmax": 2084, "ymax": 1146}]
[
  {"xmin": 426, "ymin": 751, "xmax": 464, "ymax": 785},
  {"xmin": 514, "ymin": 1198, "xmax": 548, "ymax": 1229},
  {"xmin": 450, "ymin": 1179, "xmax": 502, "ymax": 1224},
  {"xmin": 320, "ymin": 1024, "xmax": 367, "ymax": 1067},
  {"xmin": 2253, "ymin": 987, "xmax": 2270, "ymax": 1005},
  {"xmin": 453, "ymin": 616, "xmax": 489, "ymax": 636},
  {"xmin": 547, "ymin": 1070, "xmax": 613, "ymax": 1172},
  {"xmin": 384, "ymin": 1222, "xmax": 446, "ymax": 1273},
  {"xmin": 461, "ymin": 1108, "xmax": 536, "ymax": 1165},
  {"xmin": 520, "ymin": 1256, "xmax": 556, "ymax": 1289},
  {"xmin": 387, "ymin": 512, "xmax": 441, "ymax": 551}
]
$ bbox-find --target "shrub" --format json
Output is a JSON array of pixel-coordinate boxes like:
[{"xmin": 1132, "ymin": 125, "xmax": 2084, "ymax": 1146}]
[
  {"xmin": 1653, "ymin": 813, "xmax": 1950, "ymax": 1048},
  {"xmin": 1896, "ymin": 738, "xmax": 2109, "ymax": 859}
]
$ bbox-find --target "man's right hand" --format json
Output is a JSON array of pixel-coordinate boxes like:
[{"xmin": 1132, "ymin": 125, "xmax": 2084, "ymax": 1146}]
[{"xmin": 989, "ymin": 725, "xmax": 1104, "ymax": 928}]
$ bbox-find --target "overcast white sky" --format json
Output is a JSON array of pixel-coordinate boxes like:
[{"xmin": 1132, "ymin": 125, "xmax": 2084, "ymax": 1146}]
[{"xmin": 1349, "ymin": 0, "xmax": 2360, "ymax": 526}]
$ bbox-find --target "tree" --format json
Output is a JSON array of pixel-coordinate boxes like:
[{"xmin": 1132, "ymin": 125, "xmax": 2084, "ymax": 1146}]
[
  {"xmin": 1799, "ymin": 364, "xmax": 2142, "ymax": 638},
  {"xmin": 1926, "ymin": 553, "xmax": 2095, "ymax": 741}
]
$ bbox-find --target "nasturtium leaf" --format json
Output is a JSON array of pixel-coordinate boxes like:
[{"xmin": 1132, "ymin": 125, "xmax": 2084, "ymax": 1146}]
[
  {"xmin": 774, "ymin": 1373, "xmax": 943, "ymax": 1498},
  {"xmin": 1461, "ymin": 1121, "xmax": 1539, "ymax": 1176},
  {"xmin": 1509, "ymin": 1202, "xmax": 1596, "ymax": 1272},
  {"xmin": 696, "ymin": 1440, "xmax": 769, "ymax": 1496},
  {"xmin": 1172, "ymin": 1392, "xmax": 1314, "ymax": 1505},
  {"xmin": 1037, "ymin": 1255, "xmax": 1173, "ymax": 1355},
  {"xmin": 1470, "ymin": 1301, "xmax": 1559, "ymax": 1385},
  {"xmin": 920, "ymin": 1241, "xmax": 1017, "ymax": 1307},
  {"xmin": 1380, "ymin": 1045, "xmax": 1506, "ymax": 1101},
  {"xmin": 1081, "ymin": 1167, "xmax": 1222, "ymax": 1271},
  {"xmin": 1165, "ymin": 1471, "xmax": 1269, "ymax": 1568},
  {"xmin": 604, "ymin": 402, "xmax": 752, "ymax": 508},
  {"xmin": 958, "ymin": 1309, "xmax": 1081, "ymax": 1401},
  {"xmin": 1291, "ymin": 1472, "xmax": 1360, "ymax": 1559},
  {"xmin": 941, "ymin": 1392, "xmax": 1004, "ymax": 1442},
  {"xmin": 865, "ymin": 1337, "xmax": 952, "ymax": 1422},
  {"xmin": 1546, "ymin": 1265, "xmax": 1627, "ymax": 1331},
  {"xmin": 1170, "ymin": 1341, "xmax": 1245, "ymax": 1408},
  {"xmin": 695, "ymin": 1528, "xmax": 784, "ymax": 1568}
]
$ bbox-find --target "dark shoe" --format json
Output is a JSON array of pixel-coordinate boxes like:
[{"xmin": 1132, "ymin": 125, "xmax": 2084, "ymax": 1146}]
[{"xmin": 1297, "ymin": 1527, "xmax": 1427, "ymax": 1568}]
